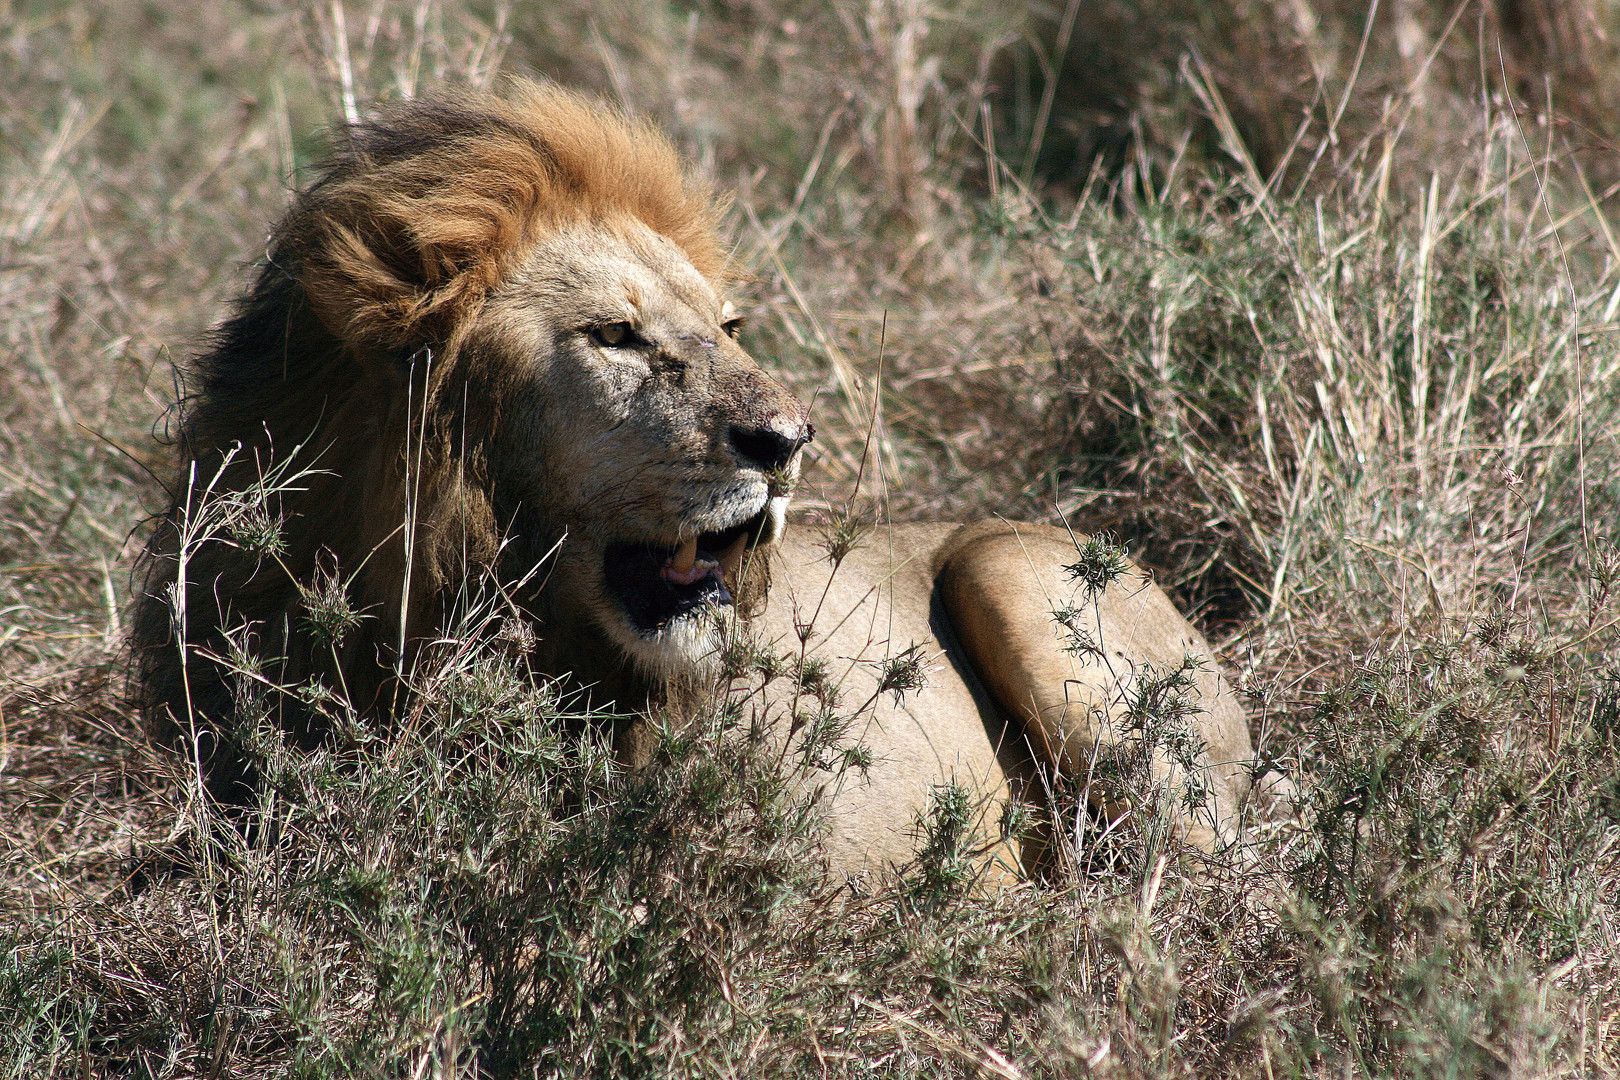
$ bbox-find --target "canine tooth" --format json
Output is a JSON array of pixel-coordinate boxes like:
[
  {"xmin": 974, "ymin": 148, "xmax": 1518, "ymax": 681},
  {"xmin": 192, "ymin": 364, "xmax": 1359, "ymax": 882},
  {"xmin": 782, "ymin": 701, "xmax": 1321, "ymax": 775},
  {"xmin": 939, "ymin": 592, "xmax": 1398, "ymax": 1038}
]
[
  {"xmin": 672, "ymin": 538, "xmax": 698, "ymax": 575},
  {"xmin": 718, "ymin": 532, "xmax": 749, "ymax": 585}
]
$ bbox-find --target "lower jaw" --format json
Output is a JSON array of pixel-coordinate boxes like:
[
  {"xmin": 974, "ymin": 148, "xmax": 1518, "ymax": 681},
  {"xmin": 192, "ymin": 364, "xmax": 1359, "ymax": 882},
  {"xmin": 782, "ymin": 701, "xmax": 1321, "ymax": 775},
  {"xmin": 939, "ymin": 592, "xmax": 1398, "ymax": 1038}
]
[
  {"xmin": 601, "ymin": 550, "xmax": 733, "ymax": 636},
  {"xmin": 613, "ymin": 598, "xmax": 734, "ymax": 678},
  {"xmin": 631, "ymin": 581, "xmax": 731, "ymax": 636},
  {"xmin": 601, "ymin": 513, "xmax": 770, "ymax": 636}
]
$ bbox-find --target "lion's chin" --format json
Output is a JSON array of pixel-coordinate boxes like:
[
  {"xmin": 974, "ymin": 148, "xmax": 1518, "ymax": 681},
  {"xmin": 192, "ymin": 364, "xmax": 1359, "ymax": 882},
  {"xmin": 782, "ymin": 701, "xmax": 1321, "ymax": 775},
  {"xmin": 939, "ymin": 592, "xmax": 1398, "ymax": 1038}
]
[{"xmin": 614, "ymin": 606, "xmax": 732, "ymax": 682}]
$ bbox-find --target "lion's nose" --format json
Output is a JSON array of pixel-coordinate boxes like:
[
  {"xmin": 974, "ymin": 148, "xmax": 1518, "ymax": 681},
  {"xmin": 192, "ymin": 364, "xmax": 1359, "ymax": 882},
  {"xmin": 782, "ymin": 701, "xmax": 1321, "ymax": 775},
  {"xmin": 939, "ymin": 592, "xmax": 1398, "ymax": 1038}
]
[{"xmin": 728, "ymin": 418, "xmax": 805, "ymax": 473}]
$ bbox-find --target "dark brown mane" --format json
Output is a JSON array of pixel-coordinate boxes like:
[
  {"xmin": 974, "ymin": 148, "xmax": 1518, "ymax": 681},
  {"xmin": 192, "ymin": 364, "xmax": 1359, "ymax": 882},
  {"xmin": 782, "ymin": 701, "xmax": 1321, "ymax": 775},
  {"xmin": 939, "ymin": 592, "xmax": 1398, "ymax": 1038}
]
[{"xmin": 132, "ymin": 81, "xmax": 727, "ymax": 804}]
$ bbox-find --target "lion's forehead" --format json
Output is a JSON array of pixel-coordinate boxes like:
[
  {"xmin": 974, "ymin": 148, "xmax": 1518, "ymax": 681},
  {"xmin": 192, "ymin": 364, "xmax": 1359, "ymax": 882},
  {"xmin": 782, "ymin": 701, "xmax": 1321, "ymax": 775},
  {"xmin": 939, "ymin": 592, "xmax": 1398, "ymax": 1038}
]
[{"xmin": 495, "ymin": 219, "xmax": 724, "ymax": 328}]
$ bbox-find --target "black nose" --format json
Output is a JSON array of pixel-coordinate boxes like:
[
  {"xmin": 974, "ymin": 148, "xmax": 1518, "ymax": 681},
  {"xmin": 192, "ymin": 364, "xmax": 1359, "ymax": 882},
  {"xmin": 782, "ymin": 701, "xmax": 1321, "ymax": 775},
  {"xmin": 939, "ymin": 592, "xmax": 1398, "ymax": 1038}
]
[{"xmin": 728, "ymin": 421, "xmax": 803, "ymax": 472}]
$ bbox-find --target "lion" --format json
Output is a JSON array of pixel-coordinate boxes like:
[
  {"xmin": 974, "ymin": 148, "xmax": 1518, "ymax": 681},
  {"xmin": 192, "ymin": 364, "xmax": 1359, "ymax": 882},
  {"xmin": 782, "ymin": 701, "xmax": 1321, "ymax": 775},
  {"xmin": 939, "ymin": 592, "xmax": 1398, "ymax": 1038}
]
[{"xmin": 134, "ymin": 80, "xmax": 1267, "ymax": 878}]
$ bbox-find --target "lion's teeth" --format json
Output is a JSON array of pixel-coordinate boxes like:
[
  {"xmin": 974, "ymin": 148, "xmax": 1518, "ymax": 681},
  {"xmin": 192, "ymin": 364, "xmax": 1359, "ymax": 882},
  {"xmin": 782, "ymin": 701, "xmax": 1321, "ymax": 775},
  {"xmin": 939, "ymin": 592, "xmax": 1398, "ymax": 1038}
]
[
  {"xmin": 672, "ymin": 538, "xmax": 698, "ymax": 575},
  {"xmin": 718, "ymin": 532, "xmax": 749, "ymax": 586}
]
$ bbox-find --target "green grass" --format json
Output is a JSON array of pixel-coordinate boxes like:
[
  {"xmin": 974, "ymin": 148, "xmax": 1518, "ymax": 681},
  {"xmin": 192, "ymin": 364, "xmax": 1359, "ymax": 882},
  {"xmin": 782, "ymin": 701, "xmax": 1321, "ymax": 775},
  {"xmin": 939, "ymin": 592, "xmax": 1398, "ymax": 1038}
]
[{"xmin": 3, "ymin": 1, "xmax": 1619, "ymax": 1076}]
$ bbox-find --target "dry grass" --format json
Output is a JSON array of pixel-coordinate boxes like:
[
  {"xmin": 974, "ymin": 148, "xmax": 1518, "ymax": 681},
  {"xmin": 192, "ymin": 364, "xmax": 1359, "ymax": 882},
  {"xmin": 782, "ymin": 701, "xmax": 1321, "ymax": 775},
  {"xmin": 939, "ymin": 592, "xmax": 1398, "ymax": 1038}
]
[{"xmin": 4, "ymin": 1, "xmax": 1619, "ymax": 1076}]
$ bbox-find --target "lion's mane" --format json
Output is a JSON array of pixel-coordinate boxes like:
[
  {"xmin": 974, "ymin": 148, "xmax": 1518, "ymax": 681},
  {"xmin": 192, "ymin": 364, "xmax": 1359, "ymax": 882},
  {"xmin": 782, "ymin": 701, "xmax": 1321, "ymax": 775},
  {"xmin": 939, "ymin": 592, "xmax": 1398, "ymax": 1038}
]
[{"xmin": 133, "ymin": 82, "xmax": 728, "ymax": 802}]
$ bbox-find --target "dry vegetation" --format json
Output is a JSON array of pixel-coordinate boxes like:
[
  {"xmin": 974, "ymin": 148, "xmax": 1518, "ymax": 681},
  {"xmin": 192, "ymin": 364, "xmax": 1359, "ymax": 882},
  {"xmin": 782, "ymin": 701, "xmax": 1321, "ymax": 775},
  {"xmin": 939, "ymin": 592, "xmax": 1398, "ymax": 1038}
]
[{"xmin": 4, "ymin": 0, "xmax": 1620, "ymax": 1076}]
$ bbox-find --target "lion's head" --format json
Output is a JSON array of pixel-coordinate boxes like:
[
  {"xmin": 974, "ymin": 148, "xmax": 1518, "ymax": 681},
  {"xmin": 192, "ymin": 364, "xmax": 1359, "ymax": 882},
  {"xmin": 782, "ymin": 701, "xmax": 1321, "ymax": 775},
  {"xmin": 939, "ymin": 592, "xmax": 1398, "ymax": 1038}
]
[{"xmin": 134, "ymin": 81, "xmax": 810, "ymax": 798}]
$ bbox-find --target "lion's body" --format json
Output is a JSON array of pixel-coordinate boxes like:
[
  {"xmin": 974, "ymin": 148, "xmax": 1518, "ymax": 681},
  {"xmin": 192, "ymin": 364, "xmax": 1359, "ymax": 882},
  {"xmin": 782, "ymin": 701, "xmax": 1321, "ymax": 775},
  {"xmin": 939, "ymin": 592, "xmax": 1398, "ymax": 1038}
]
[
  {"xmin": 135, "ymin": 81, "xmax": 1261, "ymax": 877},
  {"xmin": 757, "ymin": 524, "xmax": 1034, "ymax": 876},
  {"xmin": 731, "ymin": 522, "xmax": 1252, "ymax": 876}
]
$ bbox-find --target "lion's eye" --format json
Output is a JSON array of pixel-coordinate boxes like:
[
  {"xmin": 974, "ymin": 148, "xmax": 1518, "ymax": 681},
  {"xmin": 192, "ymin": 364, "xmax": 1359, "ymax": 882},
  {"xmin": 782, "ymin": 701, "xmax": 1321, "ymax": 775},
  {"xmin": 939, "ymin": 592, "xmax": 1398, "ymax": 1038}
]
[
  {"xmin": 589, "ymin": 322, "xmax": 636, "ymax": 348},
  {"xmin": 721, "ymin": 317, "xmax": 745, "ymax": 340}
]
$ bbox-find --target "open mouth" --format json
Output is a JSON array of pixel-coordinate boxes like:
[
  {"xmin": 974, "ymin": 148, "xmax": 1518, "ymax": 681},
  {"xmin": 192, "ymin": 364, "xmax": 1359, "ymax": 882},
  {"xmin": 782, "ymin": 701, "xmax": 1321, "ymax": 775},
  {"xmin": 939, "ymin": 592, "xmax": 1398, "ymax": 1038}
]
[{"xmin": 602, "ymin": 506, "xmax": 773, "ymax": 635}]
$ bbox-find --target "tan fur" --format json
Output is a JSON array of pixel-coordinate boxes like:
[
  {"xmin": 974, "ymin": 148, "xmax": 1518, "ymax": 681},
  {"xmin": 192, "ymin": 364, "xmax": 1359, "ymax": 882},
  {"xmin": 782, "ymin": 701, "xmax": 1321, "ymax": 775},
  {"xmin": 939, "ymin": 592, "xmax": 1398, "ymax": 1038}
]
[
  {"xmin": 746, "ymin": 522, "xmax": 1254, "ymax": 877},
  {"xmin": 134, "ymin": 80, "xmax": 1260, "ymax": 876}
]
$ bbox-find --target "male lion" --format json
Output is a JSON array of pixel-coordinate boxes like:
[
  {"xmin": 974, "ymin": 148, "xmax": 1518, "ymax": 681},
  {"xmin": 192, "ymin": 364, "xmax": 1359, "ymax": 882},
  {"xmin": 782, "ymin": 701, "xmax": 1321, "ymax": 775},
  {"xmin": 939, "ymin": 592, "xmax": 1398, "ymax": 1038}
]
[{"xmin": 134, "ymin": 80, "xmax": 1263, "ymax": 878}]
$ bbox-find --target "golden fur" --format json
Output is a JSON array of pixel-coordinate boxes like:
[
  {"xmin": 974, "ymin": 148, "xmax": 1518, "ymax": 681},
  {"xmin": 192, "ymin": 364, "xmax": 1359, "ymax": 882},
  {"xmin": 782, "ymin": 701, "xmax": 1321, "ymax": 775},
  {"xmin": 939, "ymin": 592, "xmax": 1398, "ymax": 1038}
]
[{"xmin": 291, "ymin": 84, "xmax": 727, "ymax": 350}]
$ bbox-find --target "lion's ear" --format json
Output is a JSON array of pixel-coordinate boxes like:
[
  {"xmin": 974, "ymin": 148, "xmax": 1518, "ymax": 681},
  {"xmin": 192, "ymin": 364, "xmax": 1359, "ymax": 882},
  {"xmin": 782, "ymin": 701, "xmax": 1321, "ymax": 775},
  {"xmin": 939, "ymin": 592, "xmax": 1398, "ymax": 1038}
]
[{"xmin": 292, "ymin": 174, "xmax": 526, "ymax": 353}]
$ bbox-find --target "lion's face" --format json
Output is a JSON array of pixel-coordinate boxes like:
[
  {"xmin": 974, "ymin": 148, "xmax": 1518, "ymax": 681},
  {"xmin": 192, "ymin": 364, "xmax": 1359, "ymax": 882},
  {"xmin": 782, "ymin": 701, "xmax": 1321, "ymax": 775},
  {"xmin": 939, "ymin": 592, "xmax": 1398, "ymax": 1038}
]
[{"xmin": 469, "ymin": 217, "xmax": 809, "ymax": 674}]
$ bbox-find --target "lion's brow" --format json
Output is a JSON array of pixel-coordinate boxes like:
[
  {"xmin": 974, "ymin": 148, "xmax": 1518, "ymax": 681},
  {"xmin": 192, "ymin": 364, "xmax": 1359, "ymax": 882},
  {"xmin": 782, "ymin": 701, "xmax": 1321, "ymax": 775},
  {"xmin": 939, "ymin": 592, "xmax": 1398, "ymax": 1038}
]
[{"xmin": 610, "ymin": 227, "xmax": 723, "ymax": 324}]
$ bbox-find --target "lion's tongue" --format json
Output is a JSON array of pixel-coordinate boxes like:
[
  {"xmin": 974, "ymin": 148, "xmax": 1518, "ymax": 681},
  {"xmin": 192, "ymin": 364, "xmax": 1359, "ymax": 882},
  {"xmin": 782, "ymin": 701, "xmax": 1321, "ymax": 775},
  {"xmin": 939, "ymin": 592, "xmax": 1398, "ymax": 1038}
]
[{"xmin": 662, "ymin": 538, "xmax": 716, "ymax": 586}]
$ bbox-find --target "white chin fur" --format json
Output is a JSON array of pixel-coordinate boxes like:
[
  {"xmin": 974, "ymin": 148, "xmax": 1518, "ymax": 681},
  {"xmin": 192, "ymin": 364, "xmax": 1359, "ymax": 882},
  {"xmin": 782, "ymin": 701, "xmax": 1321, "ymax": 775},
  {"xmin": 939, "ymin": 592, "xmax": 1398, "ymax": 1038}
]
[{"xmin": 615, "ymin": 606, "xmax": 731, "ymax": 681}]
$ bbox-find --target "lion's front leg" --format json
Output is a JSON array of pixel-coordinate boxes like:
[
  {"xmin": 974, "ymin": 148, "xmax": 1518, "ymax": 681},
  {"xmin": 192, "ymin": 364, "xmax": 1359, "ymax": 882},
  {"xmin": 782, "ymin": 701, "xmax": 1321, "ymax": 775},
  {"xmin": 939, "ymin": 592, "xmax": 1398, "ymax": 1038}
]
[{"xmin": 934, "ymin": 521, "xmax": 1255, "ymax": 853}]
